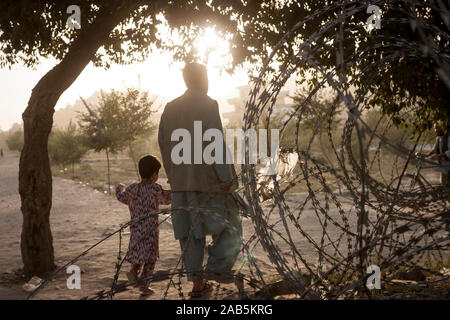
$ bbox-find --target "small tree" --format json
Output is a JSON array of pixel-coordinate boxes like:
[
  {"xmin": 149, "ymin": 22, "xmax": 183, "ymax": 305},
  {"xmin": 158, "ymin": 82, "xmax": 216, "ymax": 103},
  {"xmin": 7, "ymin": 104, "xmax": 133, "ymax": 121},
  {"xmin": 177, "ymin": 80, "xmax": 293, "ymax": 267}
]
[
  {"xmin": 78, "ymin": 90, "xmax": 128, "ymax": 194},
  {"xmin": 6, "ymin": 129, "xmax": 24, "ymax": 152},
  {"xmin": 120, "ymin": 88, "xmax": 156, "ymax": 178},
  {"xmin": 48, "ymin": 122, "xmax": 88, "ymax": 178}
]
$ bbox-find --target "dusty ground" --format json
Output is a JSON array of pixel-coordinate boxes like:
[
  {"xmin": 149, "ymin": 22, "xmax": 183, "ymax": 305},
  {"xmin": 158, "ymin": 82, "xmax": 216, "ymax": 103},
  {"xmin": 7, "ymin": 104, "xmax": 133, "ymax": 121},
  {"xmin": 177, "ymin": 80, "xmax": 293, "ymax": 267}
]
[
  {"xmin": 0, "ymin": 152, "xmax": 361, "ymax": 300},
  {"xmin": 0, "ymin": 154, "xmax": 280, "ymax": 300},
  {"xmin": 2, "ymin": 153, "xmax": 446, "ymax": 300}
]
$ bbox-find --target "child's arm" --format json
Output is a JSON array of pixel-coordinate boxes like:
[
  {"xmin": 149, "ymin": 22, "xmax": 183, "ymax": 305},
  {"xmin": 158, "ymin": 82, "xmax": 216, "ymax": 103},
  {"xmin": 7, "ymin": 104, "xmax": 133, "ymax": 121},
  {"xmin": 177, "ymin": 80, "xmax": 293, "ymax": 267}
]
[
  {"xmin": 115, "ymin": 183, "xmax": 132, "ymax": 205},
  {"xmin": 156, "ymin": 185, "xmax": 172, "ymax": 205},
  {"xmin": 160, "ymin": 188, "xmax": 172, "ymax": 205}
]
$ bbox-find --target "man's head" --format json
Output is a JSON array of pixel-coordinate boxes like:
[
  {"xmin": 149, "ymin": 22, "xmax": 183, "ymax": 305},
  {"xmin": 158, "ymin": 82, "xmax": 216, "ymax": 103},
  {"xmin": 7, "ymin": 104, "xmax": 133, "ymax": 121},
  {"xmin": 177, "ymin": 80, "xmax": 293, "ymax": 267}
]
[
  {"xmin": 182, "ymin": 62, "xmax": 208, "ymax": 94},
  {"xmin": 434, "ymin": 122, "xmax": 444, "ymax": 136}
]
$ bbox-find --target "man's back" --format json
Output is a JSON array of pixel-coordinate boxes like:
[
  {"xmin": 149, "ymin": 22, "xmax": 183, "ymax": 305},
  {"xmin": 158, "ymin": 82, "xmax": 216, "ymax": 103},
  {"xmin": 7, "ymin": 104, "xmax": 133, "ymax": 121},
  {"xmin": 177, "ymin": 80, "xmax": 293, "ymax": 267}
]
[{"xmin": 158, "ymin": 88, "xmax": 233, "ymax": 192}]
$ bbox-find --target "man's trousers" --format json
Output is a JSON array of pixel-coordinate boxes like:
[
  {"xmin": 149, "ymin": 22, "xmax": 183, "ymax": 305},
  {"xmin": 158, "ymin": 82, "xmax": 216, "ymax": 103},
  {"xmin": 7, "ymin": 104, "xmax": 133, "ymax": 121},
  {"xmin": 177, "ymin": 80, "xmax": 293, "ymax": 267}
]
[{"xmin": 171, "ymin": 191, "xmax": 243, "ymax": 282}]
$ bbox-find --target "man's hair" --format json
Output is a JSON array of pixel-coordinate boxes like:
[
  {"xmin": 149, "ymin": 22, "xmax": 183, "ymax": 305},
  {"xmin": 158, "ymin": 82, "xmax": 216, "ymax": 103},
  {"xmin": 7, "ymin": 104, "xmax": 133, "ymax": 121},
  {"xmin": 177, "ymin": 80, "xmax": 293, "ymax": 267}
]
[
  {"xmin": 138, "ymin": 155, "xmax": 161, "ymax": 179},
  {"xmin": 182, "ymin": 62, "xmax": 207, "ymax": 88}
]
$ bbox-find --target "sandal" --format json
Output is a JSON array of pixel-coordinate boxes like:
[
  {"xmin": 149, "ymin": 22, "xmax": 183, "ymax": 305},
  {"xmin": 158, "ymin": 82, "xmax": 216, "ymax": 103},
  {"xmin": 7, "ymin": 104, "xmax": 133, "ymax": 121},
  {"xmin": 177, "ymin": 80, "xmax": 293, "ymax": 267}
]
[
  {"xmin": 188, "ymin": 281, "xmax": 212, "ymax": 298},
  {"xmin": 204, "ymin": 271, "xmax": 235, "ymax": 284}
]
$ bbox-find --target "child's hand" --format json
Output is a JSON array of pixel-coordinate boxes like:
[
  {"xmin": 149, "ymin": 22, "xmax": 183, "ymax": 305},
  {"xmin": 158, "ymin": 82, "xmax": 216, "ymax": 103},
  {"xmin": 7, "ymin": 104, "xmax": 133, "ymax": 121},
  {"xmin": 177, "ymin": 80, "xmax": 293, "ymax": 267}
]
[{"xmin": 115, "ymin": 183, "xmax": 131, "ymax": 204}]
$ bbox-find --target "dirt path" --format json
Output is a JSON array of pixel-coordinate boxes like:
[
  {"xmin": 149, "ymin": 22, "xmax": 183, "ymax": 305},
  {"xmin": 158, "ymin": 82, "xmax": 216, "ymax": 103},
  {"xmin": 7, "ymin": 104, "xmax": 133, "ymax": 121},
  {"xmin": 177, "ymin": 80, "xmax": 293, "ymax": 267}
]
[
  {"xmin": 0, "ymin": 154, "xmax": 193, "ymax": 299},
  {"xmin": 0, "ymin": 155, "xmax": 278, "ymax": 300},
  {"xmin": 0, "ymin": 154, "xmax": 361, "ymax": 300}
]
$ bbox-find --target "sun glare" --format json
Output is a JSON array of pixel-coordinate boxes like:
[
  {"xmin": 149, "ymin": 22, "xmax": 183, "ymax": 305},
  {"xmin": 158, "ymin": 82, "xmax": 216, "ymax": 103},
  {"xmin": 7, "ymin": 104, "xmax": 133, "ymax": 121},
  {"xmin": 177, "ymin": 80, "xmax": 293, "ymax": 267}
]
[
  {"xmin": 193, "ymin": 28, "xmax": 232, "ymax": 70},
  {"xmin": 0, "ymin": 23, "xmax": 250, "ymax": 130}
]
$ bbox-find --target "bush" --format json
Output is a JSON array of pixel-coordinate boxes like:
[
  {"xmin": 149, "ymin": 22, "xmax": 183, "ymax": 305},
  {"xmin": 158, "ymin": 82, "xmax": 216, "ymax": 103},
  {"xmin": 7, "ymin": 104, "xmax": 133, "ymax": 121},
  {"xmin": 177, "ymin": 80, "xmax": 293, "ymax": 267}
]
[
  {"xmin": 48, "ymin": 122, "xmax": 88, "ymax": 176},
  {"xmin": 6, "ymin": 130, "xmax": 24, "ymax": 152}
]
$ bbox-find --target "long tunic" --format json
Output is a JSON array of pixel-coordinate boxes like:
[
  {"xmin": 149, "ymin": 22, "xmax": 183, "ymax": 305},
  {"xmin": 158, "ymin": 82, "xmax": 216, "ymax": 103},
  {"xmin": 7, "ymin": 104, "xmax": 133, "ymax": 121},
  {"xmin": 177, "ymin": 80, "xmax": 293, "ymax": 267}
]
[
  {"xmin": 158, "ymin": 88, "xmax": 238, "ymax": 193},
  {"xmin": 116, "ymin": 182, "xmax": 171, "ymax": 265}
]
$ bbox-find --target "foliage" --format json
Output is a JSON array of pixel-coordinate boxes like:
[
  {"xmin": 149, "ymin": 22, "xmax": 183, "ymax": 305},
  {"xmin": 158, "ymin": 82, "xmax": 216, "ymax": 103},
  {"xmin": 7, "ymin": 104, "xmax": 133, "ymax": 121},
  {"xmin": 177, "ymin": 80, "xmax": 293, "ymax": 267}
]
[
  {"xmin": 78, "ymin": 88, "xmax": 155, "ymax": 189},
  {"xmin": 6, "ymin": 129, "xmax": 24, "ymax": 152},
  {"xmin": 1, "ymin": 1, "xmax": 446, "ymax": 130},
  {"xmin": 78, "ymin": 90, "xmax": 127, "ymax": 154},
  {"xmin": 229, "ymin": 1, "xmax": 449, "ymax": 131},
  {"xmin": 120, "ymin": 87, "xmax": 156, "ymax": 177},
  {"xmin": 48, "ymin": 122, "xmax": 88, "ymax": 174},
  {"xmin": 121, "ymin": 88, "xmax": 155, "ymax": 141},
  {"xmin": 363, "ymin": 108, "xmax": 414, "ymax": 148},
  {"xmin": 78, "ymin": 88, "xmax": 155, "ymax": 155},
  {"xmin": 0, "ymin": 1, "xmax": 247, "ymax": 68},
  {"xmin": 78, "ymin": 90, "xmax": 125, "ymax": 193}
]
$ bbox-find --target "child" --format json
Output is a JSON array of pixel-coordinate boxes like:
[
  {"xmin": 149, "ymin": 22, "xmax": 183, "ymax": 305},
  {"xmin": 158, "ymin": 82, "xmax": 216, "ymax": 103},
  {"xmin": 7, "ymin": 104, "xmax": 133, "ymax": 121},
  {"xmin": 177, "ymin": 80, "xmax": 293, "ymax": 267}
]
[{"xmin": 115, "ymin": 155, "xmax": 171, "ymax": 295}]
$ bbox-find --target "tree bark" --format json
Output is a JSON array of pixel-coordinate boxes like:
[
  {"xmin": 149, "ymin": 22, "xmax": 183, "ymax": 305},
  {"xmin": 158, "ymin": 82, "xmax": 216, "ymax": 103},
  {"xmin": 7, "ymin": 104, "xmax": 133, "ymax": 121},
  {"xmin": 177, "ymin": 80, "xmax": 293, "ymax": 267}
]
[
  {"xmin": 19, "ymin": 3, "xmax": 138, "ymax": 278},
  {"xmin": 129, "ymin": 143, "xmax": 140, "ymax": 179}
]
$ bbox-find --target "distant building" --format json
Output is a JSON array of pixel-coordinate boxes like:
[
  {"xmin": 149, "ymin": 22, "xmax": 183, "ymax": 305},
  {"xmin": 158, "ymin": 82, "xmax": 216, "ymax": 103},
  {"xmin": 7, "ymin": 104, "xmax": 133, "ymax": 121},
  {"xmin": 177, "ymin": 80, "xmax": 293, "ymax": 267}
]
[{"xmin": 223, "ymin": 85, "xmax": 292, "ymax": 127}]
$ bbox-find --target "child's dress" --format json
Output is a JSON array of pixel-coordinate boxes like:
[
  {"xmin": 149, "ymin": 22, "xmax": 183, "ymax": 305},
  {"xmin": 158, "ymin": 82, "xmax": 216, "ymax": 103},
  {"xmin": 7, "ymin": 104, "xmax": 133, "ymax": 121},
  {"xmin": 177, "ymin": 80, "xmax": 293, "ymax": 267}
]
[{"xmin": 116, "ymin": 182, "xmax": 171, "ymax": 266}]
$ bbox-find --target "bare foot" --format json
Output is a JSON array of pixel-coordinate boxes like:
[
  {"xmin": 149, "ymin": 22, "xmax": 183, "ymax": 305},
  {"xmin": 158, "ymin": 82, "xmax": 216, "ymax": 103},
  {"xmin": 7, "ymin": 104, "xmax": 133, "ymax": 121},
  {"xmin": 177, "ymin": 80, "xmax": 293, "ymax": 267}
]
[
  {"xmin": 189, "ymin": 279, "xmax": 211, "ymax": 298},
  {"xmin": 192, "ymin": 279, "xmax": 205, "ymax": 292},
  {"xmin": 127, "ymin": 270, "xmax": 138, "ymax": 283}
]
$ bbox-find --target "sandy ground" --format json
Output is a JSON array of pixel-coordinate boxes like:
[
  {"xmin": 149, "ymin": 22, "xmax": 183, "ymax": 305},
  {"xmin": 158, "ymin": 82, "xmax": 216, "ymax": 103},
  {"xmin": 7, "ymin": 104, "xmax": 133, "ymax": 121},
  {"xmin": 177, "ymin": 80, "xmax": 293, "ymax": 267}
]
[
  {"xmin": 0, "ymin": 154, "xmax": 272, "ymax": 300},
  {"xmin": 0, "ymin": 153, "xmax": 362, "ymax": 300}
]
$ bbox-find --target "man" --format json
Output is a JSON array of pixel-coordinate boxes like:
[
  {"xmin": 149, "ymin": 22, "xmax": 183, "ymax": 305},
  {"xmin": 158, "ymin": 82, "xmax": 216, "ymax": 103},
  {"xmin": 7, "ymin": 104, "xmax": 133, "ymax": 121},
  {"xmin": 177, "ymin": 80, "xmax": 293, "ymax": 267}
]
[
  {"xmin": 425, "ymin": 121, "xmax": 450, "ymax": 186},
  {"xmin": 158, "ymin": 63, "xmax": 242, "ymax": 296}
]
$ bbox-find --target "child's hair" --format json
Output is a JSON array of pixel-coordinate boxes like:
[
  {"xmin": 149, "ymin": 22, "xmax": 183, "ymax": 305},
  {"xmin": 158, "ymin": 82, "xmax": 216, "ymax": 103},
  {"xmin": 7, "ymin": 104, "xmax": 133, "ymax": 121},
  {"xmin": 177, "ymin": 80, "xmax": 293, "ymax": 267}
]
[{"xmin": 138, "ymin": 155, "xmax": 161, "ymax": 179}]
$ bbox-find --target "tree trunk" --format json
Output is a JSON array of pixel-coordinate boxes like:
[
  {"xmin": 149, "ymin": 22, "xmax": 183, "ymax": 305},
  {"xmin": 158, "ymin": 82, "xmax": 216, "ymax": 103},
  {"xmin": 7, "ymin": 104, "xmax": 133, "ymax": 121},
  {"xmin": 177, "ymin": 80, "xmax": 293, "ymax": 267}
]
[
  {"xmin": 106, "ymin": 149, "xmax": 111, "ymax": 194},
  {"xmin": 129, "ymin": 143, "xmax": 140, "ymax": 179},
  {"xmin": 19, "ymin": 91, "xmax": 57, "ymax": 278},
  {"xmin": 18, "ymin": 4, "xmax": 137, "ymax": 278}
]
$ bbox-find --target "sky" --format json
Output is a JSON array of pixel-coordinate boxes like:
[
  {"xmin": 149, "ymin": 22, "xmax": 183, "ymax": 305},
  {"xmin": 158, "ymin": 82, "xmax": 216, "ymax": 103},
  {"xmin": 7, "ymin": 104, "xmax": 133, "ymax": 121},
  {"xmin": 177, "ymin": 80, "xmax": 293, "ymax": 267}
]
[{"xmin": 0, "ymin": 28, "xmax": 259, "ymax": 131}]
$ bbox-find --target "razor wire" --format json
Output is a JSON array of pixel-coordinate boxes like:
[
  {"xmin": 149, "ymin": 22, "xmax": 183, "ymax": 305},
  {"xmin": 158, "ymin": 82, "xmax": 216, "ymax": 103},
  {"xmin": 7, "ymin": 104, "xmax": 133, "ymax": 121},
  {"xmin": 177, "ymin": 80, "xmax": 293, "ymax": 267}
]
[{"xmin": 241, "ymin": 0, "xmax": 450, "ymax": 299}]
